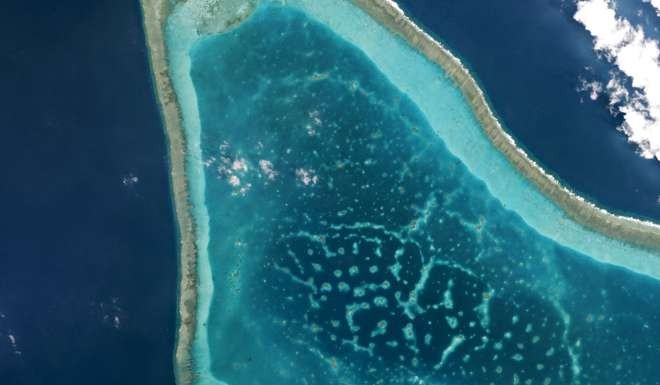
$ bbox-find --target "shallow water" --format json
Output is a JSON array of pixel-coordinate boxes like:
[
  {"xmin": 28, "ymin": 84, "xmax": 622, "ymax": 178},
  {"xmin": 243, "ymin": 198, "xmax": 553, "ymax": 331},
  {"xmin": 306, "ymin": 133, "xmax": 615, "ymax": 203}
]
[{"xmin": 186, "ymin": 5, "xmax": 660, "ymax": 384}]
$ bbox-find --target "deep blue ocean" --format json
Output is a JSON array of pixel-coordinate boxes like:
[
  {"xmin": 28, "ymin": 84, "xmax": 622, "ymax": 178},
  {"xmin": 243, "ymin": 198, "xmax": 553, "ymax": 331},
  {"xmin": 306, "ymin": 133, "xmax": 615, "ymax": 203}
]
[
  {"xmin": 0, "ymin": 1, "xmax": 177, "ymax": 384},
  {"xmin": 397, "ymin": 0, "xmax": 660, "ymax": 222},
  {"xmin": 190, "ymin": 5, "xmax": 660, "ymax": 384}
]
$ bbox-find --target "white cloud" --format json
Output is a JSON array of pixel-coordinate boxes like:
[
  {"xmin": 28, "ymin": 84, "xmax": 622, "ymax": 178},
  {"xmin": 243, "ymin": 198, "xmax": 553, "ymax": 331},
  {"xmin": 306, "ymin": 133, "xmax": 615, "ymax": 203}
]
[
  {"xmin": 643, "ymin": 0, "xmax": 660, "ymax": 16},
  {"xmin": 295, "ymin": 168, "xmax": 319, "ymax": 186},
  {"xmin": 575, "ymin": 0, "xmax": 660, "ymax": 160},
  {"xmin": 258, "ymin": 159, "xmax": 277, "ymax": 180},
  {"xmin": 605, "ymin": 74, "xmax": 629, "ymax": 106},
  {"xmin": 577, "ymin": 77, "xmax": 603, "ymax": 100}
]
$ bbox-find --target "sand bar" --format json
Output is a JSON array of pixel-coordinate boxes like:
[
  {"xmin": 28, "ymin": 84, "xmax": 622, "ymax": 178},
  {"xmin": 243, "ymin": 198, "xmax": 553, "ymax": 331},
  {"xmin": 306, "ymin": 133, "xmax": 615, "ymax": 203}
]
[{"xmin": 138, "ymin": 1, "xmax": 197, "ymax": 384}]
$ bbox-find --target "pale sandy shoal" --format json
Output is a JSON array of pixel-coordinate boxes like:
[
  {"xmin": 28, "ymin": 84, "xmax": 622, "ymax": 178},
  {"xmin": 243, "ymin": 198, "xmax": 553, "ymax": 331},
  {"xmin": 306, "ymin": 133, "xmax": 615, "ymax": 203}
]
[{"xmin": 138, "ymin": 1, "xmax": 197, "ymax": 384}]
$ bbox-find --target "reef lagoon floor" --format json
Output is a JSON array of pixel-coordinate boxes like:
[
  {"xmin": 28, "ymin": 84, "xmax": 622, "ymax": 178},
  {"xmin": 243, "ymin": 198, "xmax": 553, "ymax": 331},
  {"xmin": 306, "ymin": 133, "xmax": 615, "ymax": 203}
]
[{"xmin": 140, "ymin": 0, "xmax": 660, "ymax": 384}]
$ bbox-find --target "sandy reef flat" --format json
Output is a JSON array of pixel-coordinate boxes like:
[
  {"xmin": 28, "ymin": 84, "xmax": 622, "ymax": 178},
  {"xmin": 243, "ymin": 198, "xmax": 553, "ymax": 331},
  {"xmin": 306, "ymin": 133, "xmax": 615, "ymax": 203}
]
[
  {"xmin": 138, "ymin": 0, "xmax": 660, "ymax": 383},
  {"xmin": 139, "ymin": 1, "xmax": 197, "ymax": 384}
]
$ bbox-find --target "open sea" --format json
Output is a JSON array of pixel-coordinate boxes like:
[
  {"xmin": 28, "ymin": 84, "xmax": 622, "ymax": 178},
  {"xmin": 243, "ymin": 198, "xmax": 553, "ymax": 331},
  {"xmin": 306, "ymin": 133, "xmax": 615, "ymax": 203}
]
[
  {"xmin": 396, "ymin": 0, "xmax": 660, "ymax": 222},
  {"xmin": 0, "ymin": 1, "xmax": 177, "ymax": 384}
]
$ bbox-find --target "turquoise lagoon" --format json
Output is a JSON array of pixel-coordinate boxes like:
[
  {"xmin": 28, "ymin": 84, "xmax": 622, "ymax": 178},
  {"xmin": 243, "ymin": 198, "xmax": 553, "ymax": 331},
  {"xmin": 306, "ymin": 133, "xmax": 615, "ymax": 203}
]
[{"xmin": 166, "ymin": 2, "xmax": 660, "ymax": 384}]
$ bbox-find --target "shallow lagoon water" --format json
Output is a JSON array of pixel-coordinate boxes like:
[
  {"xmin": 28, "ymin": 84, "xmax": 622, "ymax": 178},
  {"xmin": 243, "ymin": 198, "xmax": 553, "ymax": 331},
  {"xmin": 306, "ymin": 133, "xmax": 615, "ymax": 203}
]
[{"xmin": 179, "ymin": 4, "xmax": 660, "ymax": 384}]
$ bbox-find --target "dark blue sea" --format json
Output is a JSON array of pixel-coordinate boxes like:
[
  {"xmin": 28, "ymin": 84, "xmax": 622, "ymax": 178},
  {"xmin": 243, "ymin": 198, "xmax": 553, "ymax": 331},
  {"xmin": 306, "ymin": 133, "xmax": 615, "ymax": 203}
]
[
  {"xmin": 0, "ymin": 1, "xmax": 177, "ymax": 384},
  {"xmin": 397, "ymin": 0, "xmax": 660, "ymax": 222}
]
